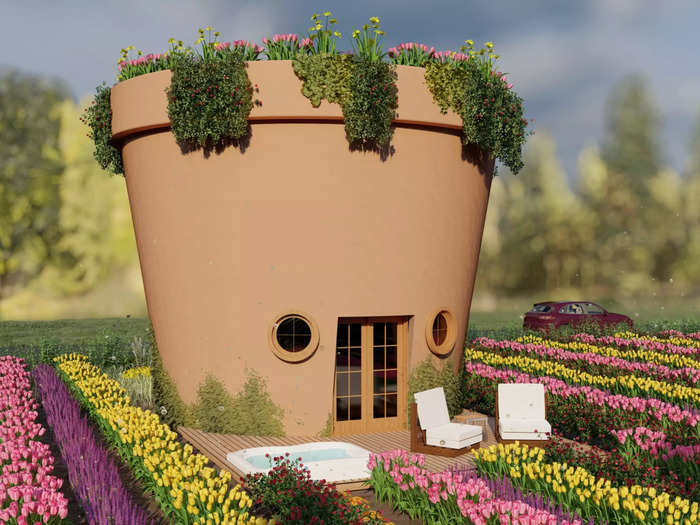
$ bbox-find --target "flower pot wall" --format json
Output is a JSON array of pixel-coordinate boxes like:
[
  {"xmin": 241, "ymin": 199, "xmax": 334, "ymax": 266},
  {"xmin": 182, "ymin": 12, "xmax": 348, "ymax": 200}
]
[{"xmin": 111, "ymin": 61, "xmax": 493, "ymax": 436}]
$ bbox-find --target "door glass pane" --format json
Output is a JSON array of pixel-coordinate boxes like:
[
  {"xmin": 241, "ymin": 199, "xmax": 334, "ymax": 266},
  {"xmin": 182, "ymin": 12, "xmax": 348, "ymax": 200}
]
[
  {"xmin": 349, "ymin": 396, "xmax": 362, "ymax": 420},
  {"xmin": 349, "ymin": 348, "xmax": 361, "ymax": 372},
  {"xmin": 336, "ymin": 324, "xmax": 348, "ymax": 348},
  {"xmin": 386, "ymin": 323, "xmax": 397, "ymax": 345},
  {"xmin": 335, "ymin": 349, "xmax": 348, "ymax": 372},
  {"xmin": 336, "ymin": 372, "xmax": 348, "ymax": 397},
  {"xmin": 336, "ymin": 397, "xmax": 348, "ymax": 421},
  {"xmin": 373, "ymin": 323, "xmax": 385, "ymax": 346},
  {"xmin": 386, "ymin": 394, "xmax": 397, "ymax": 417},
  {"xmin": 350, "ymin": 323, "xmax": 361, "ymax": 346},
  {"xmin": 349, "ymin": 371, "xmax": 362, "ymax": 395},
  {"xmin": 373, "ymin": 347, "xmax": 384, "ymax": 369},
  {"xmin": 373, "ymin": 395, "xmax": 385, "ymax": 418},
  {"xmin": 373, "ymin": 370, "xmax": 386, "ymax": 394},
  {"xmin": 386, "ymin": 346, "xmax": 397, "ymax": 368},
  {"xmin": 385, "ymin": 369, "xmax": 397, "ymax": 393}
]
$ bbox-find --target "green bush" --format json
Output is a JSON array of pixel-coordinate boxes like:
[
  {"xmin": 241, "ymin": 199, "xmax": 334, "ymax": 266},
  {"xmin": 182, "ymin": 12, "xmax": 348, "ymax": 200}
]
[
  {"xmin": 191, "ymin": 369, "xmax": 285, "ymax": 436},
  {"xmin": 166, "ymin": 49, "xmax": 253, "ymax": 152},
  {"xmin": 424, "ymin": 58, "xmax": 528, "ymax": 175},
  {"xmin": 406, "ymin": 356, "xmax": 462, "ymax": 429},
  {"xmin": 80, "ymin": 82, "xmax": 124, "ymax": 175},
  {"xmin": 149, "ymin": 329, "xmax": 194, "ymax": 429}
]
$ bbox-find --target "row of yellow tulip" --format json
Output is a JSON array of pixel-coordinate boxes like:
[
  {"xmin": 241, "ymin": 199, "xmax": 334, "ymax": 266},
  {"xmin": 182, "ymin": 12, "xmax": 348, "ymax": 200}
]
[
  {"xmin": 54, "ymin": 353, "xmax": 274, "ymax": 525},
  {"xmin": 615, "ymin": 331, "xmax": 700, "ymax": 350},
  {"xmin": 465, "ymin": 348, "xmax": 700, "ymax": 408},
  {"xmin": 517, "ymin": 335, "xmax": 698, "ymax": 372},
  {"xmin": 473, "ymin": 442, "xmax": 698, "ymax": 524}
]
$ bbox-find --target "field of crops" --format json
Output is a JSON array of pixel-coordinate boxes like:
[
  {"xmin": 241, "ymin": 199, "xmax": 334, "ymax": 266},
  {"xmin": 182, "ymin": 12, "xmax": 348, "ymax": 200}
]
[{"xmin": 2, "ymin": 324, "xmax": 699, "ymax": 524}]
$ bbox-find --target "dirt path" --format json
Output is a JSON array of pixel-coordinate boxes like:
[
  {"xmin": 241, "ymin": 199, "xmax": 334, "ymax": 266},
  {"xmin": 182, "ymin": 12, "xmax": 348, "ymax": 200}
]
[{"xmin": 351, "ymin": 488, "xmax": 425, "ymax": 525}]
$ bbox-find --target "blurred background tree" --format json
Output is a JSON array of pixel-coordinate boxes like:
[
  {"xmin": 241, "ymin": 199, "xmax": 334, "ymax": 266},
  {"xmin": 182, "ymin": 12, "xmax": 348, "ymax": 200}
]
[{"xmin": 0, "ymin": 70, "xmax": 70, "ymax": 312}]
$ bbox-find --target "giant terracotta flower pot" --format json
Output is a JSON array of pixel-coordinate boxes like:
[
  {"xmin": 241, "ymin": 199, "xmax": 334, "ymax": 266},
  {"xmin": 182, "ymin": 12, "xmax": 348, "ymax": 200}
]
[{"xmin": 111, "ymin": 61, "xmax": 493, "ymax": 436}]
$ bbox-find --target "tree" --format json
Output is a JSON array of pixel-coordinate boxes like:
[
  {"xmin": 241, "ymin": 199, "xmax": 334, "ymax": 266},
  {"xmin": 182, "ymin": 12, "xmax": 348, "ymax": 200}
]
[
  {"xmin": 0, "ymin": 69, "xmax": 71, "ymax": 311},
  {"xmin": 673, "ymin": 108, "xmax": 700, "ymax": 289},
  {"xmin": 601, "ymin": 74, "xmax": 663, "ymax": 197},
  {"xmin": 36, "ymin": 97, "xmax": 139, "ymax": 296},
  {"xmin": 586, "ymin": 75, "xmax": 666, "ymax": 293},
  {"xmin": 491, "ymin": 132, "xmax": 589, "ymax": 295}
]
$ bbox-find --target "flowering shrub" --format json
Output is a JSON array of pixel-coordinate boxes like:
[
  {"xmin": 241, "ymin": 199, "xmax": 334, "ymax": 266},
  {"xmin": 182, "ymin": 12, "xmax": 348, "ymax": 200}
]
[
  {"xmin": 242, "ymin": 453, "xmax": 391, "ymax": 524},
  {"xmin": 473, "ymin": 442, "xmax": 698, "ymax": 524},
  {"xmin": 367, "ymin": 449, "xmax": 584, "ymax": 524},
  {"xmin": 0, "ymin": 356, "xmax": 69, "ymax": 524},
  {"xmin": 33, "ymin": 364, "xmax": 151, "ymax": 524},
  {"xmin": 53, "ymin": 353, "xmax": 272, "ymax": 525}
]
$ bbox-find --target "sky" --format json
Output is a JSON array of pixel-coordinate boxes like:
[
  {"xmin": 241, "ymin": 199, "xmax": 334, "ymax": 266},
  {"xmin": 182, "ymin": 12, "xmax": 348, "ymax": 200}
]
[{"xmin": 2, "ymin": 0, "xmax": 700, "ymax": 181}]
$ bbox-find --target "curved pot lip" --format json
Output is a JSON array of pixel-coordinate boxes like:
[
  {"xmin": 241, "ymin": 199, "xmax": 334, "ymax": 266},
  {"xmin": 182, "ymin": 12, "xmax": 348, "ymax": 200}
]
[{"xmin": 110, "ymin": 60, "xmax": 464, "ymax": 143}]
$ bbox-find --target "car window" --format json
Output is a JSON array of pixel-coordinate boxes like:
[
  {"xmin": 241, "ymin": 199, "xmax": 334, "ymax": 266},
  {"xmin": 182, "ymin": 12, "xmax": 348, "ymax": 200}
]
[
  {"xmin": 559, "ymin": 304, "xmax": 584, "ymax": 314},
  {"xmin": 530, "ymin": 305, "xmax": 552, "ymax": 312},
  {"xmin": 584, "ymin": 303, "xmax": 604, "ymax": 314}
]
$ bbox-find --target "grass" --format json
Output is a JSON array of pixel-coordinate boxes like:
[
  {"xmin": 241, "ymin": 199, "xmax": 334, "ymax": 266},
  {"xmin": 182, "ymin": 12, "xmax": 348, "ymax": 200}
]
[{"xmin": 0, "ymin": 317, "xmax": 151, "ymax": 347}]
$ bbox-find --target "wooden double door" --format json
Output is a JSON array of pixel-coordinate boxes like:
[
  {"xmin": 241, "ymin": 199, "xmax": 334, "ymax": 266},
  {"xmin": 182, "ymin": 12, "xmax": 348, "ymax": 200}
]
[{"xmin": 332, "ymin": 317, "xmax": 408, "ymax": 435}]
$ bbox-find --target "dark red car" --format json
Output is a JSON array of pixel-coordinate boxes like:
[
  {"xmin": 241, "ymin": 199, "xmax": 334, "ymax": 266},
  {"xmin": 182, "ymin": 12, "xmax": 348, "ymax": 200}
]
[{"xmin": 523, "ymin": 301, "xmax": 633, "ymax": 332}]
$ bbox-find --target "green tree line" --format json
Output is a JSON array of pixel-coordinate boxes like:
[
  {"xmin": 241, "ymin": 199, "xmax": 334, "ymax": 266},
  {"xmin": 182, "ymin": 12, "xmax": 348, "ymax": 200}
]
[
  {"xmin": 0, "ymin": 69, "xmax": 698, "ymax": 319},
  {"xmin": 476, "ymin": 75, "xmax": 700, "ymax": 301}
]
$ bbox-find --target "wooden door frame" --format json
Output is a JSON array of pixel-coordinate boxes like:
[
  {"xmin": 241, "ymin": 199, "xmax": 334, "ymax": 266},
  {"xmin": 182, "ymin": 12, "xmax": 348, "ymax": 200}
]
[{"xmin": 332, "ymin": 316, "xmax": 409, "ymax": 436}]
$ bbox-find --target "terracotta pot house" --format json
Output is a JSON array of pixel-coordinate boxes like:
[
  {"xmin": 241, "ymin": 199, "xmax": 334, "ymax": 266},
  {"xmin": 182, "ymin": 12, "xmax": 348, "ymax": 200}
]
[{"xmin": 110, "ymin": 61, "xmax": 494, "ymax": 437}]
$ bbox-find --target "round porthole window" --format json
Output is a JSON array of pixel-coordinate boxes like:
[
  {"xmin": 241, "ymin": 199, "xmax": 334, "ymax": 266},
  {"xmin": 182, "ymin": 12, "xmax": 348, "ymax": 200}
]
[
  {"xmin": 269, "ymin": 311, "xmax": 320, "ymax": 362},
  {"xmin": 425, "ymin": 309, "xmax": 456, "ymax": 355}
]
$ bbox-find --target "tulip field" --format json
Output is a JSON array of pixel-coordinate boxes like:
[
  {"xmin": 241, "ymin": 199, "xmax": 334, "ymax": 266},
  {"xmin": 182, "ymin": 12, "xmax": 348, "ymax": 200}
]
[
  {"xmin": 2, "ymin": 326, "xmax": 699, "ymax": 524},
  {"xmin": 367, "ymin": 329, "xmax": 699, "ymax": 524}
]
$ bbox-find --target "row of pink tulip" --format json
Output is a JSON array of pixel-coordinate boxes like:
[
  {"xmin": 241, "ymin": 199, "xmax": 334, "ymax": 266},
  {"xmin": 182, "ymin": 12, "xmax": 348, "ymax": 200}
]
[
  {"xmin": 0, "ymin": 356, "xmax": 69, "ymax": 524},
  {"xmin": 659, "ymin": 330, "xmax": 700, "ymax": 341},
  {"xmin": 475, "ymin": 337, "xmax": 700, "ymax": 385},
  {"xmin": 367, "ymin": 449, "xmax": 583, "ymax": 524},
  {"xmin": 464, "ymin": 361, "xmax": 700, "ymax": 427},
  {"xmin": 573, "ymin": 333, "xmax": 700, "ymax": 356}
]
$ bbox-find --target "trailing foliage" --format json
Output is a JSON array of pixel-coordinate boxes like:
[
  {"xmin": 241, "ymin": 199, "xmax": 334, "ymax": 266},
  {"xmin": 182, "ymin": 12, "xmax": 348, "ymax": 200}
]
[
  {"xmin": 406, "ymin": 356, "xmax": 462, "ymax": 429},
  {"xmin": 292, "ymin": 53, "xmax": 353, "ymax": 107},
  {"xmin": 425, "ymin": 59, "xmax": 528, "ymax": 174},
  {"xmin": 293, "ymin": 54, "xmax": 398, "ymax": 148},
  {"xmin": 80, "ymin": 82, "xmax": 123, "ymax": 175},
  {"xmin": 344, "ymin": 57, "xmax": 398, "ymax": 148},
  {"xmin": 165, "ymin": 49, "xmax": 254, "ymax": 151}
]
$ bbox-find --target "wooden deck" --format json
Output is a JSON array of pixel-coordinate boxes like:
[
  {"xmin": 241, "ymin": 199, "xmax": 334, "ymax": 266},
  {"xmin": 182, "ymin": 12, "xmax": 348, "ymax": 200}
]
[{"xmin": 178, "ymin": 413, "xmax": 498, "ymax": 493}]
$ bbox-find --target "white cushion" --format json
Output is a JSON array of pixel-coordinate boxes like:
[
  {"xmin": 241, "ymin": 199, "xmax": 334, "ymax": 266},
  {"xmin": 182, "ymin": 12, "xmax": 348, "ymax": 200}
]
[
  {"xmin": 426, "ymin": 422, "xmax": 482, "ymax": 442},
  {"xmin": 426, "ymin": 433, "xmax": 482, "ymax": 449},
  {"xmin": 500, "ymin": 431, "xmax": 549, "ymax": 441},
  {"xmin": 499, "ymin": 418, "xmax": 551, "ymax": 434},
  {"xmin": 498, "ymin": 384, "xmax": 545, "ymax": 420},
  {"xmin": 414, "ymin": 387, "xmax": 450, "ymax": 430}
]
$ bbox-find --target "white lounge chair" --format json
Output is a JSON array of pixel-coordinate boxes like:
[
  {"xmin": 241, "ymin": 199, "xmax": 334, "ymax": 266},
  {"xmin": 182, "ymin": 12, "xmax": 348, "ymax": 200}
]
[
  {"xmin": 410, "ymin": 387, "xmax": 482, "ymax": 457},
  {"xmin": 496, "ymin": 383, "xmax": 551, "ymax": 447}
]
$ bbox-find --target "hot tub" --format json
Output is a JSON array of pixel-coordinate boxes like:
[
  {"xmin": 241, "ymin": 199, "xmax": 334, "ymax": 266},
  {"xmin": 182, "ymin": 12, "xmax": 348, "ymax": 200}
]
[{"xmin": 226, "ymin": 441, "xmax": 372, "ymax": 483}]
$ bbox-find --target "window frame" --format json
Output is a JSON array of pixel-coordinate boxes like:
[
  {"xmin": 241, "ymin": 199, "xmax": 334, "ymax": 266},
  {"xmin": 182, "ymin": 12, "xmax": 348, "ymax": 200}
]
[
  {"xmin": 268, "ymin": 311, "xmax": 320, "ymax": 362},
  {"xmin": 425, "ymin": 308, "xmax": 457, "ymax": 355}
]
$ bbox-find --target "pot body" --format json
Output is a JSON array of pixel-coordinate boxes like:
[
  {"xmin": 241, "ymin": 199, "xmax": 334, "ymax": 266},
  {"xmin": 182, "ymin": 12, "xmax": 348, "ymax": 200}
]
[{"xmin": 111, "ymin": 61, "xmax": 493, "ymax": 436}]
